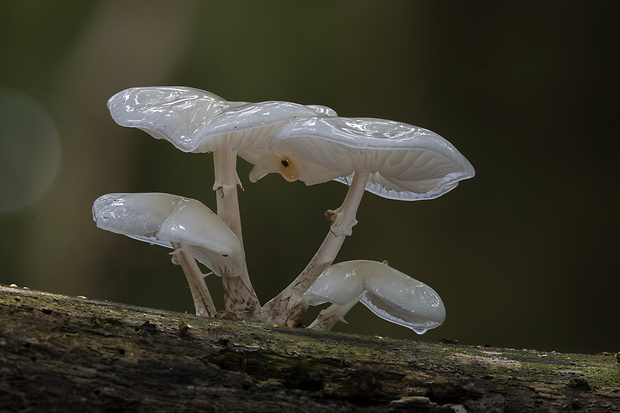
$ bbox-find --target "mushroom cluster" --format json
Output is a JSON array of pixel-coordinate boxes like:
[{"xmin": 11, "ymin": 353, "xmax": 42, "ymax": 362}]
[{"xmin": 93, "ymin": 86, "xmax": 474, "ymax": 335}]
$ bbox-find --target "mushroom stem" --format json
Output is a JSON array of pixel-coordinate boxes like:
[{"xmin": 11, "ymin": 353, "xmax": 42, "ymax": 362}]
[
  {"xmin": 329, "ymin": 169, "xmax": 370, "ymax": 237},
  {"xmin": 212, "ymin": 137, "xmax": 261, "ymax": 321},
  {"xmin": 261, "ymin": 169, "xmax": 371, "ymax": 325},
  {"xmin": 307, "ymin": 291, "xmax": 366, "ymax": 331},
  {"xmin": 170, "ymin": 242, "xmax": 217, "ymax": 317}
]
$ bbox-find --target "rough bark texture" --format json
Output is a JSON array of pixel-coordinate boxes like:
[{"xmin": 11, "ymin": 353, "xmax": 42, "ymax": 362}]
[{"xmin": 0, "ymin": 285, "xmax": 618, "ymax": 413}]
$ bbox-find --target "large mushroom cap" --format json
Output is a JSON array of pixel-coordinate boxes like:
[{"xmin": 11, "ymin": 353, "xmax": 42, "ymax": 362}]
[
  {"xmin": 303, "ymin": 260, "xmax": 445, "ymax": 334},
  {"xmin": 92, "ymin": 193, "xmax": 245, "ymax": 277},
  {"xmin": 107, "ymin": 86, "xmax": 336, "ymax": 156},
  {"xmin": 197, "ymin": 100, "xmax": 337, "ymax": 160},
  {"xmin": 250, "ymin": 117, "xmax": 475, "ymax": 200}
]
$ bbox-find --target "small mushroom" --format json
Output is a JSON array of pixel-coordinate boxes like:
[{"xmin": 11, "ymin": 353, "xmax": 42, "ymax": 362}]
[
  {"xmin": 258, "ymin": 117, "xmax": 473, "ymax": 325},
  {"xmin": 304, "ymin": 260, "xmax": 445, "ymax": 334},
  {"xmin": 107, "ymin": 87, "xmax": 336, "ymax": 320},
  {"xmin": 92, "ymin": 192, "xmax": 245, "ymax": 317}
]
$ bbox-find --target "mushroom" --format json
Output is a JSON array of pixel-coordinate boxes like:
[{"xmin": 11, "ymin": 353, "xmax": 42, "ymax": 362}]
[
  {"xmin": 303, "ymin": 260, "xmax": 445, "ymax": 334},
  {"xmin": 107, "ymin": 87, "xmax": 336, "ymax": 320},
  {"xmin": 257, "ymin": 117, "xmax": 474, "ymax": 325},
  {"xmin": 92, "ymin": 192, "xmax": 245, "ymax": 317}
]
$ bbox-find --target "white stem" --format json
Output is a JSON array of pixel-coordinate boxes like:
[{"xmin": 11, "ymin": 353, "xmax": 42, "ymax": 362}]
[
  {"xmin": 261, "ymin": 169, "xmax": 371, "ymax": 325},
  {"xmin": 213, "ymin": 136, "xmax": 261, "ymax": 320},
  {"xmin": 307, "ymin": 291, "xmax": 366, "ymax": 331},
  {"xmin": 170, "ymin": 242, "xmax": 216, "ymax": 317}
]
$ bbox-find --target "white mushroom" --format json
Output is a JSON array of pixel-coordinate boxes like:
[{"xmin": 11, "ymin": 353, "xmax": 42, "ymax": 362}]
[
  {"xmin": 107, "ymin": 87, "xmax": 335, "ymax": 160},
  {"xmin": 107, "ymin": 87, "xmax": 336, "ymax": 320},
  {"xmin": 258, "ymin": 117, "xmax": 473, "ymax": 325},
  {"xmin": 92, "ymin": 192, "xmax": 245, "ymax": 317},
  {"xmin": 304, "ymin": 260, "xmax": 445, "ymax": 334}
]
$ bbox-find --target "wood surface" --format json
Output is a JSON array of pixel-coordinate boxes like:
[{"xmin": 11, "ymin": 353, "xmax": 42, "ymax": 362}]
[{"xmin": 1, "ymin": 286, "xmax": 618, "ymax": 412}]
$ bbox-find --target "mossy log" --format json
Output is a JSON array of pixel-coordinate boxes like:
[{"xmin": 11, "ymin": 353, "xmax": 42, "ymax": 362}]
[{"xmin": 0, "ymin": 286, "xmax": 618, "ymax": 412}]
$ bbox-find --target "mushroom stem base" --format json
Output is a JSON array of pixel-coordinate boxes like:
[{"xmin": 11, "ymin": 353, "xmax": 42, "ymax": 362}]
[
  {"xmin": 261, "ymin": 169, "xmax": 370, "ymax": 325},
  {"xmin": 307, "ymin": 292, "xmax": 366, "ymax": 331}
]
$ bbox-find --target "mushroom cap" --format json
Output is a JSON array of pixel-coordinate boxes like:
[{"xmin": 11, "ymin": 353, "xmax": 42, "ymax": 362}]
[
  {"xmin": 303, "ymin": 260, "xmax": 445, "ymax": 334},
  {"xmin": 92, "ymin": 192, "xmax": 245, "ymax": 277},
  {"xmin": 358, "ymin": 261, "xmax": 445, "ymax": 334},
  {"xmin": 107, "ymin": 87, "xmax": 241, "ymax": 152},
  {"xmin": 250, "ymin": 117, "xmax": 475, "ymax": 201},
  {"xmin": 302, "ymin": 262, "xmax": 365, "ymax": 306},
  {"xmin": 107, "ymin": 86, "xmax": 336, "ymax": 155},
  {"xmin": 200, "ymin": 100, "xmax": 336, "ymax": 161}
]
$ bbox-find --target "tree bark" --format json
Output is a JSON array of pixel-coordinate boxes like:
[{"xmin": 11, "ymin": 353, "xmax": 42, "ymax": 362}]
[{"xmin": 0, "ymin": 285, "xmax": 617, "ymax": 412}]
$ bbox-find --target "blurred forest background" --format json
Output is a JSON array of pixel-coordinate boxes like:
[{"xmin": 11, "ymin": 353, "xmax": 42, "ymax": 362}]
[{"xmin": 0, "ymin": 1, "xmax": 617, "ymax": 354}]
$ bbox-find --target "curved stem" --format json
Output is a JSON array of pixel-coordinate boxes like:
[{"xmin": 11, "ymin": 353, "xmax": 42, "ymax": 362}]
[
  {"xmin": 261, "ymin": 169, "xmax": 371, "ymax": 326},
  {"xmin": 307, "ymin": 291, "xmax": 365, "ymax": 331},
  {"xmin": 213, "ymin": 137, "xmax": 261, "ymax": 321},
  {"xmin": 170, "ymin": 242, "xmax": 216, "ymax": 317}
]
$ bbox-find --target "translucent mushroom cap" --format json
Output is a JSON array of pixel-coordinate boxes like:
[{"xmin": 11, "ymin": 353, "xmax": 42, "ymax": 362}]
[
  {"xmin": 92, "ymin": 193, "xmax": 245, "ymax": 277},
  {"xmin": 107, "ymin": 86, "xmax": 336, "ymax": 155},
  {"xmin": 303, "ymin": 260, "xmax": 446, "ymax": 334},
  {"xmin": 107, "ymin": 87, "xmax": 239, "ymax": 152},
  {"xmin": 250, "ymin": 117, "xmax": 475, "ymax": 200}
]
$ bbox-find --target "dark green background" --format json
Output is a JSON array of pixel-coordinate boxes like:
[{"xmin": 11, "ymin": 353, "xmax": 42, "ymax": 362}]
[{"xmin": 1, "ymin": 1, "xmax": 616, "ymax": 354}]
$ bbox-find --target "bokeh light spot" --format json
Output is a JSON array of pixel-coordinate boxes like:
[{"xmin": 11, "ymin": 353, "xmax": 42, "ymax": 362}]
[{"xmin": 0, "ymin": 90, "xmax": 61, "ymax": 213}]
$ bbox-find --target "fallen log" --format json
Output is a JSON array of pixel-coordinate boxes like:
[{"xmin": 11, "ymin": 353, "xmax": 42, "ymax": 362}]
[{"xmin": 0, "ymin": 285, "xmax": 618, "ymax": 412}]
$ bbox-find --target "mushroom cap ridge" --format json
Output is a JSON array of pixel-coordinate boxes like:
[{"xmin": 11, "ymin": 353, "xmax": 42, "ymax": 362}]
[{"xmin": 265, "ymin": 117, "xmax": 475, "ymax": 201}]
